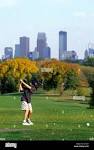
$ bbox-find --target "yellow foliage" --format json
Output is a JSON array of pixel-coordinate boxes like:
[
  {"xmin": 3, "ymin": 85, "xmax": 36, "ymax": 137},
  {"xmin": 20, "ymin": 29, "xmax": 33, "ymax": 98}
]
[{"xmin": 0, "ymin": 58, "xmax": 39, "ymax": 80}]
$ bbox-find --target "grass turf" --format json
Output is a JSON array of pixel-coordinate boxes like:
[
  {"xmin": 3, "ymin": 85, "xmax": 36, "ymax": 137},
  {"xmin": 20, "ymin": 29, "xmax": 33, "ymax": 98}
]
[{"xmin": 0, "ymin": 95, "xmax": 94, "ymax": 141}]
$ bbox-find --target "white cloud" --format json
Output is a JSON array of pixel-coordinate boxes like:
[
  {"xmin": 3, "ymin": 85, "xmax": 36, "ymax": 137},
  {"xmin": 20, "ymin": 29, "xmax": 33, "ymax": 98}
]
[
  {"xmin": 73, "ymin": 11, "xmax": 94, "ymax": 18},
  {"xmin": 0, "ymin": 0, "xmax": 17, "ymax": 8},
  {"xmin": 73, "ymin": 11, "xmax": 87, "ymax": 17},
  {"xmin": 90, "ymin": 13, "xmax": 94, "ymax": 17}
]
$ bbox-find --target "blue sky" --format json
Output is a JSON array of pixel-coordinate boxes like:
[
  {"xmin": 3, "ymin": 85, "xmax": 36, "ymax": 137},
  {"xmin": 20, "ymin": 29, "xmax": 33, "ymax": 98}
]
[{"xmin": 0, "ymin": 0, "xmax": 94, "ymax": 59}]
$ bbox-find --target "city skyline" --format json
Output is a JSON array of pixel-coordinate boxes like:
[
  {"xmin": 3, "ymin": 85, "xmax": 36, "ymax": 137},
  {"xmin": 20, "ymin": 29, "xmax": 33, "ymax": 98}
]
[
  {"xmin": 0, "ymin": 31, "xmax": 94, "ymax": 60},
  {"xmin": 0, "ymin": 0, "xmax": 94, "ymax": 59}
]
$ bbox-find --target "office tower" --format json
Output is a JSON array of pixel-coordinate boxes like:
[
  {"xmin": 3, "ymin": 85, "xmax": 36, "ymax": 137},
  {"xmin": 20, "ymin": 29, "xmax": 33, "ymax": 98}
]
[
  {"xmin": 37, "ymin": 32, "xmax": 47, "ymax": 58},
  {"xmin": 61, "ymin": 50, "xmax": 78, "ymax": 61},
  {"xmin": 20, "ymin": 36, "xmax": 30, "ymax": 57},
  {"xmin": 43, "ymin": 46, "xmax": 51, "ymax": 59},
  {"xmin": 59, "ymin": 31, "xmax": 67, "ymax": 60},
  {"xmin": 14, "ymin": 44, "xmax": 21, "ymax": 57},
  {"xmin": 4, "ymin": 47, "xmax": 13, "ymax": 59},
  {"xmin": 28, "ymin": 51, "xmax": 39, "ymax": 60},
  {"xmin": 84, "ymin": 43, "xmax": 94, "ymax": 59},
  {"xmin": 88, "ymin": 48, "xmax": 94, "ymax": 57},
  {"xmin": 84, "ymin": 49, "xmax": 89, "ymax": 59},
  {"xmin": 32, "ymin": 50, "xmax": 39, "ymax": 60}
]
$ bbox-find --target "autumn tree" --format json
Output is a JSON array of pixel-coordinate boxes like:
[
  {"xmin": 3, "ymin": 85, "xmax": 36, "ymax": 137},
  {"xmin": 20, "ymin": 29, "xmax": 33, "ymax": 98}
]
[
  {"xmin": 0, "ymin": 58, "xmax": 39, "ymax": 93},
  {"xmin": 81, "ymin": 66, "xmax": 94, "ymax": 107},
  {"xmin": 36, "ymin": 59, "xmax": 80, "ymax": 90},
  {"xmin": 37, "ymin": 59, "xmax": 65, "ymax": 90}
]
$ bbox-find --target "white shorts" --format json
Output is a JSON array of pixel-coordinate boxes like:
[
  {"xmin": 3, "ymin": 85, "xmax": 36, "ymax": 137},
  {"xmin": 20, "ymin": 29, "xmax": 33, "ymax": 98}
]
[{"xmin": 21, "ymin": 101, "xmax": 32, "ymax": 112}]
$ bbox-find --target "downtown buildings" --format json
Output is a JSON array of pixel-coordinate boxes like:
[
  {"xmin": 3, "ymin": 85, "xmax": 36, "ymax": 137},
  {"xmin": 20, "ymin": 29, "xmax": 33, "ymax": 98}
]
[
  {"xmin": 36, "ymin": 32, "xmax": 51, "ymax": 59},
  {"xmin": 2, "ymin": 36, "xmax": 30, "ymax": 60},
  {"xmin": 14, "ymin": 33, "xmax": 51, "ymax": 60},
  {"xmin": 84, "ymin": 43, "xmax": 94, "ymax": 59},
  {"xmin": 15, "ymin": 44, "xmax": 20, "ymax": 57},
  {"xmin": 20, "ymin": 36, "xmax": 30, "ymax": 57},
  {"xmin": 2, "ymin": 47, "xmax": 13, "ymax": 60},
  {"xmin": 59, "ymin": 31, "xmax": 67, "ymax": 60},
  {"xmin": 15, "ymin": 36, "xmax": 30, "ymax": 58},
  {"xmin": 1, "ymin": 31, "xmax": 79, "ymax": 61},
  {"xmin": 59, "ymin": 31, "xmax": 78, "ymax": 61}
]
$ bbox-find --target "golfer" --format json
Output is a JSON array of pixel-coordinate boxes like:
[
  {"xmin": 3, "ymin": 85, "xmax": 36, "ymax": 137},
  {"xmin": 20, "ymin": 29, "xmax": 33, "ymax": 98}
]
[{"xmin": 19, "ymin": 79, "xmax": 35, "ymax": 125}]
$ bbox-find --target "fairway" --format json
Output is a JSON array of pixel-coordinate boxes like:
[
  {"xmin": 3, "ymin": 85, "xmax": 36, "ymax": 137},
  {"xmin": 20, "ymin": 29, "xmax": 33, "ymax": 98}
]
[{"xmin": 0, "ymin": 95, "xmax": 94, "ymax": 141}]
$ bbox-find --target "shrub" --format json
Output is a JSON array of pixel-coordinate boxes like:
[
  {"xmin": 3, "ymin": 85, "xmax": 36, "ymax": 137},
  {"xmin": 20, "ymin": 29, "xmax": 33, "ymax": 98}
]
[
  {"xmin": 64, "ymin": 69, "xmax": 80, "ymax": 90},
  {"xmin": 77, "ymin": 87, "xmax": 91, "ymax": 96},
  {"xmin": 0, "ymin": 76, "xmax": 16, "ymax": 94}
]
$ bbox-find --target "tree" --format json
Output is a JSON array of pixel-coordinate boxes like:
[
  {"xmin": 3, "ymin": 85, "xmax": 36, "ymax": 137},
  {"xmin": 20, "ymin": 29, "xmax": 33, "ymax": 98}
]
[
  {"xmin": 0, "ymin": 76, "xmax": 16, "ymax": 94},
  {"xmin": 81, "ymin": 66, "xmax": 94, "ymax": 108},
  {"xmin": 43, "ymin": 72, "xmax": 59, "ymax": 90},
  {"xmin": 0, "ymin": 58, "xmax": 39, "ymax": 93},
  {"xmin": 87, "ymin": 74, "xmax": 94, "ymax": 107},
  {"xmin": 84, "ymin": 57, "xmax": 94, "ymax": 67},
  {"xmin": 64, "ymin": 69, "xmax": 80, "ymax": 90},
  {"xmin": 36, "ymin": 59, "xmax": 80, "ymax": 90},
  {"xmin": 0, "ymin": 58, "xmax": 38, "ymax": 80},
  {"xmin": 37, "ymin": 59, "xmax": 65, "ymax": 90}
]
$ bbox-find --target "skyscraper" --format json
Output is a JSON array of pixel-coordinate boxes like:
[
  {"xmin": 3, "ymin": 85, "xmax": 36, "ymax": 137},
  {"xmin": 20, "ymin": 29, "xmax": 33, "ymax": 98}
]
[
  {"xmin": 20, "ymin": 36, "xmax": 30, "ymax": 57},
  {"xmin": 14, "ymin": 44, "xmax": 21, "ymax": 57},
  {"xmin": 59, "ymin": 31, "xmax": 67, "ymax": 60},
  {"xmin": 84, "ymin": 43, "xmax": 94, "ymax": 59},
  {"xmin": 43, "ymin": 46, "xmax": 51, "ymax": 59},
  {"xmin": 84, "ymin": 49, "xmax": 89, "ymax": 59},
  {"xmin": 37, "ymin": 32, "xmax": 47, "ymax": 58},
  {"xmin": 4, "ymin": 47, "xmax": 13, "ymax": 59}
]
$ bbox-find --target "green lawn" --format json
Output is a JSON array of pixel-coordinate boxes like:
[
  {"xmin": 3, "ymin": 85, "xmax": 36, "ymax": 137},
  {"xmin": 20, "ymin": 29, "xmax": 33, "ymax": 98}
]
[{"xmin": 0, "ymin": 94, "xmax": 94, "ymax": 141}]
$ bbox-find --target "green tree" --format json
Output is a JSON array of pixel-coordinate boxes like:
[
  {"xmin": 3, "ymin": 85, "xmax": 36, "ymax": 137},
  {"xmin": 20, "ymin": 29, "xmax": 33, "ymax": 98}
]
[
  {"xmin": 43, "ymin": 72, "xmax": 59, "ymax": 90},
  {"xmin": 84, "ymin": 57, "xmax": 94, "ymax": 66},
  {"xmin": 0, "ymin": 76, "xmax": 16, "ymax": 94},
  {"xmin": 64, "ymin": 69, "xmax": 80, "ymax": 90},
  {"xmin": 81, "ymin": 66, "xmax": 94, "ymax": 107}
]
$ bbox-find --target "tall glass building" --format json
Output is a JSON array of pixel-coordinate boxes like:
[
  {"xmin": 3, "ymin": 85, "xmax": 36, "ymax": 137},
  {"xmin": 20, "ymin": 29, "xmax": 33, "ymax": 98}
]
[
  {"xmin": 37, "ymin": 32, "xmax": 51, "ymax": 59},
  {"xmin": 20, "ymin": 36, "xmax": 30, "ymax": 57},
  {"xmin": 37, "ymin": 32, "xmax": 47, "ymax": 58},
  {"xmin": 14, "ymin": 44, "xmax": 21, "ymax": 57},
  {"xmin": 4, "ymin": 47, "xmax": 13, "ymax": 59},
  {"xmin": 59, "ymin": 31, "xmax": 67, "ymax": 60}
]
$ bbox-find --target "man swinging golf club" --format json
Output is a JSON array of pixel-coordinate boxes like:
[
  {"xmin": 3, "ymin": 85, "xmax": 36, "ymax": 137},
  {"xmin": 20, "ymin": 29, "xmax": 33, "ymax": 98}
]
[{"xmin": 19, "ymin": 79, "xmax": 36, "ymax": 125}]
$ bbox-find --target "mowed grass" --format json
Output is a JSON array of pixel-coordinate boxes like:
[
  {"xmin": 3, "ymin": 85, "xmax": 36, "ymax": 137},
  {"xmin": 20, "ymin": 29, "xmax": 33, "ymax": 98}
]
[{"xmin": 0, "ymin": 95, "xmax": 94, "ymax": 141}]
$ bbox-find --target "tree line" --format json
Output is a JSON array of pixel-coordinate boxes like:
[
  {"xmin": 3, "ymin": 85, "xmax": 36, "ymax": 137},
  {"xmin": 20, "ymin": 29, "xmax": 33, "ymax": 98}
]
[{"xmin": 0, "ymin": 58, "xmax": 93, "ymax": 100}]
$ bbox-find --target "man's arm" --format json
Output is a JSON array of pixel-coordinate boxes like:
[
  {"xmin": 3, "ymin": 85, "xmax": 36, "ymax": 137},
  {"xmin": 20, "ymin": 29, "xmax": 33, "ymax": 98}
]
[
  {"xmin": 20, "ymin": 79, "xmax": 31, "ymax": 90},
  {"xmin": 19, "ymin": 83, "xmax": 23, "ymax": 92}
]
